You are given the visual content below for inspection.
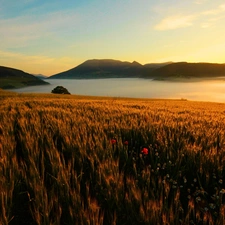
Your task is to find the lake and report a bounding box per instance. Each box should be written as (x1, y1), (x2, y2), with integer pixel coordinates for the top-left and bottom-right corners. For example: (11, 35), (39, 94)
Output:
(8, 78), (225, 103)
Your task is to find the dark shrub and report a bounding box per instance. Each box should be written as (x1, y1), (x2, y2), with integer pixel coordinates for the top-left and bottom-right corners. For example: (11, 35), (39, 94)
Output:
(51, 86), (70, 94)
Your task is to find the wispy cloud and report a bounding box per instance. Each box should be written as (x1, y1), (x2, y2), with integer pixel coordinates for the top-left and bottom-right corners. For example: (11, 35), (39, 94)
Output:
(154, 15), (196, 30)
(200, 4), (225, 27)
(0, 10), (80, 48)
(154, 3), (225, 31)
(201, 23), (212, 28)
(202, 4), (225, 15)
(194, 0), (208, 4)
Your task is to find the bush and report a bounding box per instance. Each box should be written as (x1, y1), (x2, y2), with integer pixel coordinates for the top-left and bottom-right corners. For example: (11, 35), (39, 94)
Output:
(51, 86), (70, 94)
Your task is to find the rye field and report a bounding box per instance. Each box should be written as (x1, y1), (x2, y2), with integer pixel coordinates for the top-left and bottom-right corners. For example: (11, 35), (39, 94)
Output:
(1, 90), (225, 225)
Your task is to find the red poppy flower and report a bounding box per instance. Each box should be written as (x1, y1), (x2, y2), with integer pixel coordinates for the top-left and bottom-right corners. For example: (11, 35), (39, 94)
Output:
(111, 139), (117, 145)
(123, 141), (129, 145)
(141, 148), (148, 155)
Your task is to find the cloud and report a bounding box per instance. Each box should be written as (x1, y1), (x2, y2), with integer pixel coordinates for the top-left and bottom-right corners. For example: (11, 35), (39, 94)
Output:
(202, 4), (225, 15)
(201, 23), (212, 28)
(199, 4), (225, 28)
(194, 0), (208, 4)
(0, 10), (80, 48)
(154, 15), (196, 30)
(154, 3), (225, 31)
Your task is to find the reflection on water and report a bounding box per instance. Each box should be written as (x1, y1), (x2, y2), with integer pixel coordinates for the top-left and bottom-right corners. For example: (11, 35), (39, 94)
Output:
(7, 78), (225, 103)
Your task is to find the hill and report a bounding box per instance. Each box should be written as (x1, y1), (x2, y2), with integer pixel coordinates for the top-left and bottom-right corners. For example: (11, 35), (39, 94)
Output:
(143, 61), (173, 69)
(48, 59), (148, 79)
(33, 74), (48, 79)
(150, 62), (225, 80)
(49, 60), (225, 80)
(0, 66), (49, 89)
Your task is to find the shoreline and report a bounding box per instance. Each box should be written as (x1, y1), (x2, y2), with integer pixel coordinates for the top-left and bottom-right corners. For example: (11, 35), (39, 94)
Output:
(153, 76), (225, 82)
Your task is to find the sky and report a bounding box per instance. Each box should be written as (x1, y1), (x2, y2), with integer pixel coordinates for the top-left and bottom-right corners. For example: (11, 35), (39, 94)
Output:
(1, 0), (225, 76)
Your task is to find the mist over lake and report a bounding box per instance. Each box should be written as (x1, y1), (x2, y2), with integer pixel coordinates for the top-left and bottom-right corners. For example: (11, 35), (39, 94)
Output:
(8, 78), (225, 103)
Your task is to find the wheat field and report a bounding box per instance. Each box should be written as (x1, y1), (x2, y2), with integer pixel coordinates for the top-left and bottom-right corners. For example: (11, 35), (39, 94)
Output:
(1, 90), (225, 225)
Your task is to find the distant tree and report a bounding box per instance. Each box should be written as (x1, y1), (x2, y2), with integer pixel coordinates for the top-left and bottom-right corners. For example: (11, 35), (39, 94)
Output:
(51, 86), (70, 94)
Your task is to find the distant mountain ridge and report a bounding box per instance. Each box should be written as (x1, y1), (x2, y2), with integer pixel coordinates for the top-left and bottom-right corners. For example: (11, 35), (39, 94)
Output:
(2, 60), (225, 88)
(143, 61), (173, 69)
(150, 62), (225, 80)
(33, 74), (48, 79)
(48, 59), (225, 80)
(0, 66), (49, 89)
(49, 59), (147, 79)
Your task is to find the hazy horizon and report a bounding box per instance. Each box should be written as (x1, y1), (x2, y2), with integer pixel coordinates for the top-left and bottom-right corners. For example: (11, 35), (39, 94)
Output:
(38, 59), (225, 77)
(1, 0), (225, 76)
(7, 78), (225, 103)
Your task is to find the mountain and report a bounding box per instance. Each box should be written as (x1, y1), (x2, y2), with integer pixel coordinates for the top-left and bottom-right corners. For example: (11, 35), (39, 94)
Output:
(143, 61), (173, 69)
(0, 66), (49, 89)
(33, 74), (48, 79)
(49, 59), (225, 81)
(49, 59), (146, 79)
(149, 62), (225, 80)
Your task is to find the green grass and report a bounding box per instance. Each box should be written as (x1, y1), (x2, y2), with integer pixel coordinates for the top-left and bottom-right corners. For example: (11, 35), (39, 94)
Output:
(1, 90), (225, 224)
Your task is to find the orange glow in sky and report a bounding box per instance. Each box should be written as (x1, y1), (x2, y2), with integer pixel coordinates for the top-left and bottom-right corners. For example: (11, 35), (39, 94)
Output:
(1, 0), (225, 75)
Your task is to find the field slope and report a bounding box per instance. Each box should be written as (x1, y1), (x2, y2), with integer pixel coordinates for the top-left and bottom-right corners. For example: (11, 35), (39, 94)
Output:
(1, 91), (225, 224)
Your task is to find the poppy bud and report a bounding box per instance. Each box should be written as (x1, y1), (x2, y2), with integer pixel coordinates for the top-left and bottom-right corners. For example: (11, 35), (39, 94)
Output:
(123, 141), (129, 145)
(141, 148), (148, 155)
(111, 139), (117, 145)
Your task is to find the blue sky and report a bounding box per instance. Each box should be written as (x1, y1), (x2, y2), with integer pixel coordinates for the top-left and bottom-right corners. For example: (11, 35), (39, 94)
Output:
(1, 0), (225, 75)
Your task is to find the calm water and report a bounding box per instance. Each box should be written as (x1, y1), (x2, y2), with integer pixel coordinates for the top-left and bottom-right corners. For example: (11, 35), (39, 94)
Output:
(8, 78), (225, 103)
